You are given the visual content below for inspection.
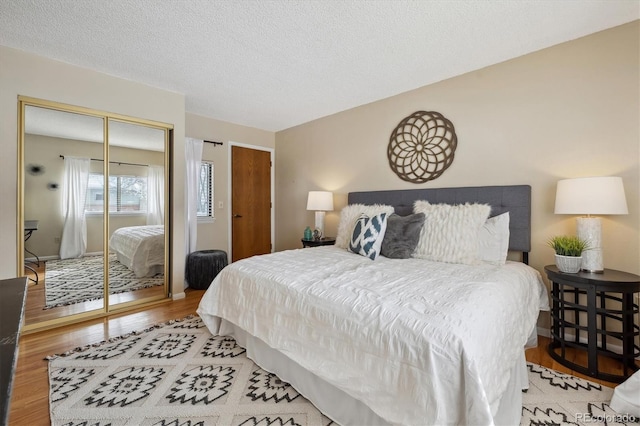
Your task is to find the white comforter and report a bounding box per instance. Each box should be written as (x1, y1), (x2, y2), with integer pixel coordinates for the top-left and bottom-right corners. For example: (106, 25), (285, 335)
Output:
(108, 225), (164, 277)
(197, 247), (549, 425)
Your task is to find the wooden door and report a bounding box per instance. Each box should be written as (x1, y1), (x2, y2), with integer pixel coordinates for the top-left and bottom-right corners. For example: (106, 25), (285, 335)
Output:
(231, 146), (272, 262)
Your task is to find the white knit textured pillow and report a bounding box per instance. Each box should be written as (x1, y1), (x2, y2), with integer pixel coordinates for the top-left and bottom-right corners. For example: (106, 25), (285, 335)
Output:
(413, 200), (491, 264)
(335, 203), (395, 249)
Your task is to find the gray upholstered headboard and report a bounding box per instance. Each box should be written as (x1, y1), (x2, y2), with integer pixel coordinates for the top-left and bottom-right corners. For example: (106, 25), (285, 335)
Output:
(348, 185), (531, 262)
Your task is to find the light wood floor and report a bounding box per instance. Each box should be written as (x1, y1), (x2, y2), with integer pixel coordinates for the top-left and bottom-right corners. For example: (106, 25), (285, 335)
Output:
(8, 288), (635, 425)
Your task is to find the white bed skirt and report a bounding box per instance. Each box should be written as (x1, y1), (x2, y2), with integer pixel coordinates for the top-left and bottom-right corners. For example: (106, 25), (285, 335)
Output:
(217, 319), (529, 426)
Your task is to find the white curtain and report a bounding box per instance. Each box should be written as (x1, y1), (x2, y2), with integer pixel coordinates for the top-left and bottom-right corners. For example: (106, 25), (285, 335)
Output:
(146, 165), (164, 225)
(59, 157), (90, 259)
(185, 137), (203, 256)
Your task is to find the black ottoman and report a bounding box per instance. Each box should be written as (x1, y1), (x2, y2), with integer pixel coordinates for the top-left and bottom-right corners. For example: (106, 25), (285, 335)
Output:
(186, 250), (228, 290)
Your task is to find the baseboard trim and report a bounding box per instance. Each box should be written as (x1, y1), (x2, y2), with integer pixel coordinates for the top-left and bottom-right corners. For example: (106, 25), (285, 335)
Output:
(26, 255), (58, 263)
(172, 292), (186, 301)
(538, 326), (640, 360)
(27, 252), (105, 263)
(537, 326), (550, 338)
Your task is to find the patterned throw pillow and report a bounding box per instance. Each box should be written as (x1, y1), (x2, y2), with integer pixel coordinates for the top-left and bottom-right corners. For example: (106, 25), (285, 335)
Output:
(335, 204), (395, 249)
(348, 213), (388, 260)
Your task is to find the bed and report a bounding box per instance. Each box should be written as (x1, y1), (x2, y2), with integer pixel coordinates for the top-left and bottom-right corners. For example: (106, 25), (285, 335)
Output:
(197, 185), (549, 425)
(108, 225), (165, 277)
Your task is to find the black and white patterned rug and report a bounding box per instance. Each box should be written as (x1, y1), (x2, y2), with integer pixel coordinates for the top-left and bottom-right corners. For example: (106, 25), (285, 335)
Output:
(44, 254), (164, 309)
(47, 316), (628, 426)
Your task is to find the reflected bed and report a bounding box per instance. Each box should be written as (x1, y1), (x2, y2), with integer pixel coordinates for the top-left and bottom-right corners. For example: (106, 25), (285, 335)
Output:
(108, 225), (164, 277)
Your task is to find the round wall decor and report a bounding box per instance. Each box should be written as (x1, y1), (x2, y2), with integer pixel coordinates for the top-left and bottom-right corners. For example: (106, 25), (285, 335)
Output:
(387, 111), (457, 183)
(27, 164), (46, 176)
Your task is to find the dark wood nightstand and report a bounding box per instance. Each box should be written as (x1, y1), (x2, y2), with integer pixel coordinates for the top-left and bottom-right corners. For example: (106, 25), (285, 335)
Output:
(301, 237), (336, 248)
(544, 265), (640, 383)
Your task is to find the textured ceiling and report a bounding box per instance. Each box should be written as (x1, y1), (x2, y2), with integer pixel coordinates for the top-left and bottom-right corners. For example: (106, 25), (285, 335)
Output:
(1, 1), (638, 132)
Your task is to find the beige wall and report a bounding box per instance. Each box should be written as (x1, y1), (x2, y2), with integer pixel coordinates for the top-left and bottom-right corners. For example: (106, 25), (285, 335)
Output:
(275, 21), (640, 330)
(0, 46), (187, 298)
(185, 113), (275, 254)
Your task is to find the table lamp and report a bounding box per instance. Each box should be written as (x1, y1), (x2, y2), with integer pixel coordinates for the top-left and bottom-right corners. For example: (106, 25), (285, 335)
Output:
(306, 191), (333, 239)
(554, 176), (628, 273)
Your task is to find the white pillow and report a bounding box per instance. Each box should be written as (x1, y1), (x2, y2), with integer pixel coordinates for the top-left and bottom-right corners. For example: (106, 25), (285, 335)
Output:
(335, 203), (395, 249)
(477, 212), (510, 266)
(348, 212), (388, 260)
(413, 201), (491, 265)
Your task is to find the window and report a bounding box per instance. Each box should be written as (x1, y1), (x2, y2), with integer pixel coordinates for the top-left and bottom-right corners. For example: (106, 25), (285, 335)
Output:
(86, 173), (147, 213)
(197, 162), (214, 219)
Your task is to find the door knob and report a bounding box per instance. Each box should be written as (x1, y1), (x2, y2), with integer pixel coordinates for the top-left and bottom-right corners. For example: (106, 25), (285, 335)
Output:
(233, 214), (243, 218)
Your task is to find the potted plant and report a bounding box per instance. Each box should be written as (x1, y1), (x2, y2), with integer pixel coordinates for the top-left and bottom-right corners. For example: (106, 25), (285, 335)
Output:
(547, 235), (589, 273)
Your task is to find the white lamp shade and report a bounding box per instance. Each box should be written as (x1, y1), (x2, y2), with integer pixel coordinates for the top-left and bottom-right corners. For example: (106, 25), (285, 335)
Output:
(554, 177), (628, 215)
(307, 191), (334, 211)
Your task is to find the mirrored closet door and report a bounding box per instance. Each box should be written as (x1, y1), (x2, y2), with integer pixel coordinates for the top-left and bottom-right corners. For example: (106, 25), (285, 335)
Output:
(18, 97), (172, 332)
(107, 119), (168, 310)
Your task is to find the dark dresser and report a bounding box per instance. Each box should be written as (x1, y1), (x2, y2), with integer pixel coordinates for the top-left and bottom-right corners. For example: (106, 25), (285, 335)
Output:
(0, 277), (28, 425)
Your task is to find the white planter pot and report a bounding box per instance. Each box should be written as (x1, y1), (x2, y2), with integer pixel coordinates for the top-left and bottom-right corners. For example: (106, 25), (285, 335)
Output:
(555, 254), (582, 273)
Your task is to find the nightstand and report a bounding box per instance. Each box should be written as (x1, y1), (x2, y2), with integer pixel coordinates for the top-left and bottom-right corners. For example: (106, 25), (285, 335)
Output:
(544, 265), (640, 383)
(301, 237), (336, 248)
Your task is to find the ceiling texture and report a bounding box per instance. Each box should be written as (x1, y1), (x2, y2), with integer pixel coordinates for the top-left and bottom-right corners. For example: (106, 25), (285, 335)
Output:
(1, 0), (638, 132)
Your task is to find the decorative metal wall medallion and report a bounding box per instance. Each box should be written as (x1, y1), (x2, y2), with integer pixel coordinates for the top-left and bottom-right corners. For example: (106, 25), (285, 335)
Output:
(387, 111), (457, 183)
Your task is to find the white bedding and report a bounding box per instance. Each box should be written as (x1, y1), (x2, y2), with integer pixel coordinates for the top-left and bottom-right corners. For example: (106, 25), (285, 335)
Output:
(108, 225), (164, 277)
(197, 246), (549, 425)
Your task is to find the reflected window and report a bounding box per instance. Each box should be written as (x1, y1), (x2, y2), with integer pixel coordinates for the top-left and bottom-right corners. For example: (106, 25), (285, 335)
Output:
(197, 162), (214, 218)
(86, 173), (148, 213)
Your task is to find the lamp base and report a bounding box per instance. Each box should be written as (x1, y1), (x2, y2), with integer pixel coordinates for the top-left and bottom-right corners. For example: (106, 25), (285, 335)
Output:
(577, 217), (603, 273)
(314, 211), (325, 239)
(581, 268), (604, 274)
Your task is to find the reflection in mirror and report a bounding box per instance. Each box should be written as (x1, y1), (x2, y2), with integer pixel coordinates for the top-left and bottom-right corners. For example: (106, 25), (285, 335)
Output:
(107, 119), (167, 308)
(23, 105), (105, 326)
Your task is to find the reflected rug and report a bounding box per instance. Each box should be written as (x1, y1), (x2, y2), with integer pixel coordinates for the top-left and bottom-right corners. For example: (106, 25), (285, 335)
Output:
(44, 254), (164, 309)
(47, 316), (626, 426)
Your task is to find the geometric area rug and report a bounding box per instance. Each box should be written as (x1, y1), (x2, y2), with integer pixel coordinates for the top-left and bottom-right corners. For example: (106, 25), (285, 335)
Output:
(48, 315), (335, 426)
(522, 364), (626, 426)
(47, 316), (625, 426)
(44, 254), (164, 309)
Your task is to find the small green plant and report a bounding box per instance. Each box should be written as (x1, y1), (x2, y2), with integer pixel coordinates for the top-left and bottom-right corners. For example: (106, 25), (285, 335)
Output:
(547, 235), (589, 257)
